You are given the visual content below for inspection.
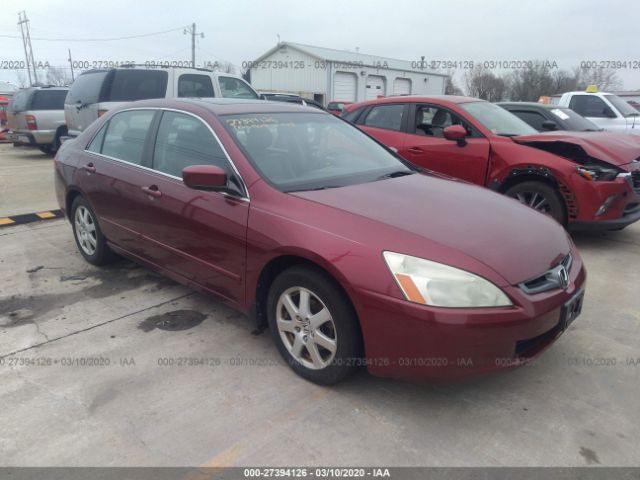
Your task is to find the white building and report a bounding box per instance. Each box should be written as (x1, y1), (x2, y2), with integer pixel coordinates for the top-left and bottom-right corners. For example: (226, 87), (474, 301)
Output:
(249, 42), (447, 105)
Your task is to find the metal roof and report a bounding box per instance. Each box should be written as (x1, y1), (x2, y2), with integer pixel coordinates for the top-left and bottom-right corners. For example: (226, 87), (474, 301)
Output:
(253, 42), (447, 77)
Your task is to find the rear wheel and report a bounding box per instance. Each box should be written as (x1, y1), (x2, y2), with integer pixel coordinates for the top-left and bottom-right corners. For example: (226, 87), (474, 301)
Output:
(505, 181), (567, 225)
(267, 265), (362, 385)
(71, 196), (116, 266)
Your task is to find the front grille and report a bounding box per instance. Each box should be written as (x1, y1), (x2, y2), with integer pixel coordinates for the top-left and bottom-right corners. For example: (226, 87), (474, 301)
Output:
(632, 171), (640, 195)
(519, 254), (572, 295)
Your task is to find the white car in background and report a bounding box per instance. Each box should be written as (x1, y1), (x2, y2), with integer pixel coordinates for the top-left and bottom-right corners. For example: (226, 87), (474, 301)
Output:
(551, 86), (640, 134)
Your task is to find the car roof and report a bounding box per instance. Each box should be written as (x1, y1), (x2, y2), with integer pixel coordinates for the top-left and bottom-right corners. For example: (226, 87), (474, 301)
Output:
(350, 95), (484, 108)
(77, 67), (245, 79)
(121, 97), (325, 115)
(498, 102), (568, 110)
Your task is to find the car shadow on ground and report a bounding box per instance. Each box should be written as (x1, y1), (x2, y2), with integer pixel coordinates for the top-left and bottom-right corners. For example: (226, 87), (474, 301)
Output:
(571, 228), (640, 249)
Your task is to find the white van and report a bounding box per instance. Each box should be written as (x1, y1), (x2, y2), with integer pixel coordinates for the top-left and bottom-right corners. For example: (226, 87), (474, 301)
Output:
(64, 66), (259, 137)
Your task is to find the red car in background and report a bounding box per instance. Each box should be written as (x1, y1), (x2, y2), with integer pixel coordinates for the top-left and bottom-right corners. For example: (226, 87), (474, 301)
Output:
(327, 100), (353, 116)
(343, 96), (640, 230)
(54, 98), (585, 384)
(0, 95), (9, 141)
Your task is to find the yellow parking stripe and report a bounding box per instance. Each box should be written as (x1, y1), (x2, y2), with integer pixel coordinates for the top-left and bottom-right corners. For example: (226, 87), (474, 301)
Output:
(0, 218), (15, 225)
(36, 211), (56, 219)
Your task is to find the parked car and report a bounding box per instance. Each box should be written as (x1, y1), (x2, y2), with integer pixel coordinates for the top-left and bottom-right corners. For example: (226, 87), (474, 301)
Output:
(6, 86), (68, 154)
(260, 92), (325, 110)
(64, 67), (259, 137)
(55, 97), (586, 384)
(0, 95), (9, 142)
(498, 102), (602, 132)
(343, 96), (640, 230)
(327, 100), (353, 116)
(550, 86), (640, 134)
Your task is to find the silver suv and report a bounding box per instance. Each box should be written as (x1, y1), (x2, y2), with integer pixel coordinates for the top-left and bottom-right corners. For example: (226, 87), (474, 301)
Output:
(65, 67), (259, 137)
(7, 86), (68, 154)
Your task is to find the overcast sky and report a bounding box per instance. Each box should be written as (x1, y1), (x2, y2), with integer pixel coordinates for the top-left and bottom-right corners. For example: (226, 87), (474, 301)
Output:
(1, 0), (639, 90)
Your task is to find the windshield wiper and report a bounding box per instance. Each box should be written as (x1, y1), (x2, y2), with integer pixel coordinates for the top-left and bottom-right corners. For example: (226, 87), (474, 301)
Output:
(287, 185), (341, 193)
(377, 170), (415, 180)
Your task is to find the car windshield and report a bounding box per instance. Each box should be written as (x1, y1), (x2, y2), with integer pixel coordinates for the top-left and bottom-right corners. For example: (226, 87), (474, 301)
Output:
(221, 112), (414, 192)
(461, 101), (538, 136)
(549, 107), (602, 131)
(605, 94), (640, 117)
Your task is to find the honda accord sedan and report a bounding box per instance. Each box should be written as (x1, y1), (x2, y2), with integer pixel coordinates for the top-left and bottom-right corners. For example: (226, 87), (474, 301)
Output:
(54, 98), (586, 384)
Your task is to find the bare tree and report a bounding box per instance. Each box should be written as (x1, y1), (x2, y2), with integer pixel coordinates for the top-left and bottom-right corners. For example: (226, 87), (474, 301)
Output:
(45, 66), (73, 86)
(506, 61), (556, 101)
(464, 65), (506, 101)
(209, 61), (237, 74)
(442, 69), (463, 95)
(16, 71), (29, 88)
(574, 66), (622, 91)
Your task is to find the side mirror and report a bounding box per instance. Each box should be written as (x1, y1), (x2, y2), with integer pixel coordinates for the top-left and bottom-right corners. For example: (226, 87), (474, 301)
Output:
(541, 120), (558, 131)
(182, 165), (227, 191)
(443, 125), (468, 146)
(603, 106), (617, 118)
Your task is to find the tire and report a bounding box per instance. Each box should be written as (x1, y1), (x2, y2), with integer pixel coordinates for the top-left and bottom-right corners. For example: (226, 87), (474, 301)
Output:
(267, 265), (362, 385)
(505, 181), (567, 225)
(70, 196), (116, 266)
(39, 145), (53, 155)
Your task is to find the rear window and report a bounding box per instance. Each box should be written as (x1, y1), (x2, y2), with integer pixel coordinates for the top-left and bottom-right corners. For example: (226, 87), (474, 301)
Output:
(9, 90), (32, 112)
(218, 76), (258, 99)
(31, 90), (67, 110)
(66, 71), (108, 105)
(106, 70), (168, 102)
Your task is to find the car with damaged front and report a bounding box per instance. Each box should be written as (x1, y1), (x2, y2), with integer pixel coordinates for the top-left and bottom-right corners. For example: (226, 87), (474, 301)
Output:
(54, 98), (586, 384)
(343, 96), (640, 230)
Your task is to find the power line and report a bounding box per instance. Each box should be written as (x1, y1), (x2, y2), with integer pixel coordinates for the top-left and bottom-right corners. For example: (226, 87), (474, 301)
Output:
(0, 26), (187, 42)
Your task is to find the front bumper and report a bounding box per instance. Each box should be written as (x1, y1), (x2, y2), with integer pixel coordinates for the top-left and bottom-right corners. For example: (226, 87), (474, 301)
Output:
(355, 258), (587, 381)
(568, 172), (640, 231)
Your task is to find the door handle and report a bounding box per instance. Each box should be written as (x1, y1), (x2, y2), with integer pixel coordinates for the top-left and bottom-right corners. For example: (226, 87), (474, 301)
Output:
(141, 185), (162, 198)
(83, 163), (96, 173)
(407, 147), (424, 154)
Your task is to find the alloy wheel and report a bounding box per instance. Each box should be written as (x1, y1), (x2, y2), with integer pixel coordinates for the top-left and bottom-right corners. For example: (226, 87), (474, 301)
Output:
(74, 205), (97, 256)
(275, 287), (338, 370)
(514, 190), (553, 215)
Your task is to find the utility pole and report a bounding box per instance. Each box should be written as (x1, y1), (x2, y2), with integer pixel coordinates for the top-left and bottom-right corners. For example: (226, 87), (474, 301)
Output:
(68, 49), (75, 82)
(184, 23), (204, 68)
(17, 11), (38, 86)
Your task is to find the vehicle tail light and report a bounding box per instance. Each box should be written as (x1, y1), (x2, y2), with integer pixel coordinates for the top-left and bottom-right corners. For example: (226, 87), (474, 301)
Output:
(26, 114), (37, 130)
(98, 109), (107, 118)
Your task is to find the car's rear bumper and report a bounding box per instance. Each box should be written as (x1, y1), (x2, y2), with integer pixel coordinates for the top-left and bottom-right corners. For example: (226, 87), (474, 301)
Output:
(355, 262), (586, 381)
(6, 130), (55, 146)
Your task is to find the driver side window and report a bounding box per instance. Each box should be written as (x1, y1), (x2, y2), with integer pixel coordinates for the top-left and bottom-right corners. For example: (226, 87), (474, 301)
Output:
(414, 105), (463, 137)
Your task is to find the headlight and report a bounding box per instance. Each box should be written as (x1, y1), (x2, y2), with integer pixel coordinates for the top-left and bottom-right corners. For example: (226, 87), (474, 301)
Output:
(383, 251), (512, 308)
(577, 164), (620, 181)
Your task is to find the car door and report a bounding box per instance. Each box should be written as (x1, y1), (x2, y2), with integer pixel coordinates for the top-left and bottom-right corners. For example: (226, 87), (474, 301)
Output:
(568, 94), (625, 132)
(135, 110), (249, 304)
(398, 103), (490, 185)
(79, 108), (160, 256)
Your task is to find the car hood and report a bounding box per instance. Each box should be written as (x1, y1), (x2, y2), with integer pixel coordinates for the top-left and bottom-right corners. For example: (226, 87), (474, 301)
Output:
(291, 173), (571, 285)
(513, 131), (640, 167)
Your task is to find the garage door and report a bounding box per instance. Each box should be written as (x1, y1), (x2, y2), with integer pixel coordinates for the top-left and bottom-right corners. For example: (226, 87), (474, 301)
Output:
(333, 72), (357, 102)
(365, 75), (385, 100)
(393, 78), (411, 96)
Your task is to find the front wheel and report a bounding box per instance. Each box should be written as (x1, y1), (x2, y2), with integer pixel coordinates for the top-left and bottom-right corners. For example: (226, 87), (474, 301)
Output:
(267, 266), (362, 385)
(505, 181), (567, 225)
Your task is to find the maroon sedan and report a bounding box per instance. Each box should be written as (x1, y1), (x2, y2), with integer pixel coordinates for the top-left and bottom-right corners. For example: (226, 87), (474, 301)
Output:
(343, 96), (640, 230)
(54, 98), (586, 384)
